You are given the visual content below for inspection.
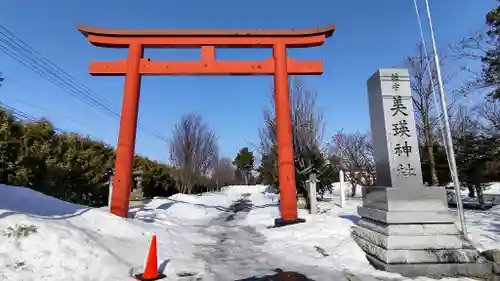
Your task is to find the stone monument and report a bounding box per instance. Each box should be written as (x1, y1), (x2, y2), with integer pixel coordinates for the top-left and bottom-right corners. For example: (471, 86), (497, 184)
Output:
(352, 69), (491, 277)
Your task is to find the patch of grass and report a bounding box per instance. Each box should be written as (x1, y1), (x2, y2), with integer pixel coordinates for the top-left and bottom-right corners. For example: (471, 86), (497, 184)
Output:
(13, 261), (26, 269)
(177, 271), (196, 277)
(482, 248), (500, 263)
(2, 224), (38, 238)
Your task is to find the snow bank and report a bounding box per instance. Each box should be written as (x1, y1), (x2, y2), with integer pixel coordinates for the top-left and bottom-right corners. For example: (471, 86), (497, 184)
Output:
(0, 184), (211, 281)
(0, 183), (276, 280)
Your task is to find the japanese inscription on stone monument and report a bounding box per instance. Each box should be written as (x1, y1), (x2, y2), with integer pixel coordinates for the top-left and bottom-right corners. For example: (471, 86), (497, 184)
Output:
(390, 74), (416, 178)
(367, 69), (423, 188)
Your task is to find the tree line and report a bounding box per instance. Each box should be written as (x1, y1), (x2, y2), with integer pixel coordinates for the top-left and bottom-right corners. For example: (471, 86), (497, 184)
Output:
(0, 106), (256, 207)
(0, 108), (178, 206)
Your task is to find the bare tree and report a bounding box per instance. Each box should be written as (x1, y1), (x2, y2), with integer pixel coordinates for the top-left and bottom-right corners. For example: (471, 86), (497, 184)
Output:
(329, 130), (375, 197)
(451, 26), (497, 96)
(211, 157), (236, 190)
(450, 105), (480, 138)
(258, 77), (326, 204)
(477, 97), (500, 134)
(405, 43), (456, 186)
(169, 113), (219, 194)
(450, 105), (483, 200)
(259, 77), (325, 166)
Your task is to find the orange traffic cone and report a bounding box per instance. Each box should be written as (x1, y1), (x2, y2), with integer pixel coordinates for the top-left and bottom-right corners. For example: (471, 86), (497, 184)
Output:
(135, 235), (166, 281)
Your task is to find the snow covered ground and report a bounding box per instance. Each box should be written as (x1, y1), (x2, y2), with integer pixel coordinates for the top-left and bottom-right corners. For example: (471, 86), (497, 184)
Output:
(0, 183), (499, 281)
(445, 182), (500, 205)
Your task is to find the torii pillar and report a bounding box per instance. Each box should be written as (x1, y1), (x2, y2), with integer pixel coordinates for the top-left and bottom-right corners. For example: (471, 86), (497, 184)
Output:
(77, 24), (335, 226)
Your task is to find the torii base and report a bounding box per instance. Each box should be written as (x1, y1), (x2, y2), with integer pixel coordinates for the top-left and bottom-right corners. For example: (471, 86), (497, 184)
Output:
(352, 186), (492, 278)
(273, 218), (306, 228)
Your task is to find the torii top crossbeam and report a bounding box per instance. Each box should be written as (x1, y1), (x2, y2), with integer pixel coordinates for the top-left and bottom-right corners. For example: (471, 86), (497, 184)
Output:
(77, 24), (336, 48)
(77, 24), (336, 76)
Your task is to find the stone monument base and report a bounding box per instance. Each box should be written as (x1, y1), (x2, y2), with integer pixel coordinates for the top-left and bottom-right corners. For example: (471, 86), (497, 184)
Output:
(352, 186), (492, 278)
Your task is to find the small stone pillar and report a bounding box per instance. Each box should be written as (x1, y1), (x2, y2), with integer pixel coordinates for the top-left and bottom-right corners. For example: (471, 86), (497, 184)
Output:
(352, 69), (490, 277)
(307, 173), (318, 214)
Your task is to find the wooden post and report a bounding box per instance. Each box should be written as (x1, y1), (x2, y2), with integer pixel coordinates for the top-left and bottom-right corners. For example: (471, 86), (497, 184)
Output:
(108, 174), (113, 211)
(273, 43), (298, 221)
(110, 43), (143, 218)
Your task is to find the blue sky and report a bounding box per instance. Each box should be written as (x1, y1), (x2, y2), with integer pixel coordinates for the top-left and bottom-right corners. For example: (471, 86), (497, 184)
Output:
(0, 0), (496, 163)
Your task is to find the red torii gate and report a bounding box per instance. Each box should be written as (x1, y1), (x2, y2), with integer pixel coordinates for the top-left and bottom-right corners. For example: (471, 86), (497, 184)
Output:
(77, 24), (335, 225)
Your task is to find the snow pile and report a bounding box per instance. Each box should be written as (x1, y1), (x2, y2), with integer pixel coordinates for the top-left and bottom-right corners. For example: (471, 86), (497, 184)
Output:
(0, 184), (217, 281)
(254, 210), (370, 273)
(463, 204), (500, 251)
(221, 184), (272, 194)
(484, 182), (500, 194)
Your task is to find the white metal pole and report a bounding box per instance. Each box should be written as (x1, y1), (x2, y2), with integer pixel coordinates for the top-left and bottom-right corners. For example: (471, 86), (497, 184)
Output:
(423, 0), (467, 237)
(339, 170), (345, 208)
(108, 175), (113, 211)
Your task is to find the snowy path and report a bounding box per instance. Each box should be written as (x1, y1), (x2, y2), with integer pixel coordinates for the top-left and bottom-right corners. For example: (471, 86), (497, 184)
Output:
(188, 196), (370, 281)
(193, 196), (276, 280)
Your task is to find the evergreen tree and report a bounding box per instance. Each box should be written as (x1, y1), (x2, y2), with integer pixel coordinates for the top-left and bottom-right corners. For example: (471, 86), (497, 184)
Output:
(233, 147), (255, 185)
(0, 107), (178, 207)
(257, 143), (340, 207)
(420, 143), (450, 186)
(295, 145), (340, 204)
(257, 145), (279, 191)
(454, 133), (500, 206)
(483, 2), (500, 98)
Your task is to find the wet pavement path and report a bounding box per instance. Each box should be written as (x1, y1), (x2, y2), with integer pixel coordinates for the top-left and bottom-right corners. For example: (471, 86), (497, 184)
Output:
(187, 194), (364, 281)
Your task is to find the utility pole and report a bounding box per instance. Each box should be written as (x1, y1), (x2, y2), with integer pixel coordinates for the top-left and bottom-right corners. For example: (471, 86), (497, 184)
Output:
(423, 0), (467, 237)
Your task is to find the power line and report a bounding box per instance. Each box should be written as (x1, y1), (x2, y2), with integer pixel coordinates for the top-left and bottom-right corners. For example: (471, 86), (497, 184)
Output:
(0, 31), (120, 119)
(0, 101), (107, 145)
(0, 101), (62, 132)
(2, 75), (111, 135)
(0, 24), (168, 142)
(0, 101), (35, 121)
